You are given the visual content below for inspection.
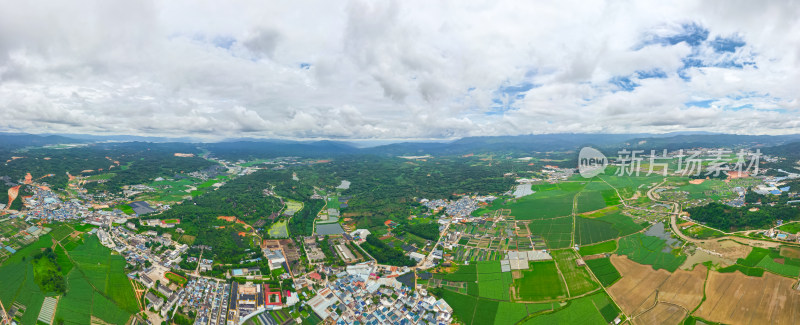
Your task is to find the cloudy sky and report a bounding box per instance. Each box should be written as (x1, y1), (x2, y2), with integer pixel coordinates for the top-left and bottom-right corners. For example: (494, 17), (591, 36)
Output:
(0, 0), (798, 140)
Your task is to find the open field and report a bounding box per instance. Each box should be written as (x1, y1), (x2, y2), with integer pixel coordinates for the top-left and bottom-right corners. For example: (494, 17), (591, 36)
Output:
(493, 302), (554, 325)
(551, 249), (599, 297)
(475, 261), (512, 300)
(523, 292), (620, 325)
(514, 261), (567, 301)
(528, 217), (573, 249)
(585, 257), (621, 286)
(617, 233), (685, 272)
(574, 217), (620, 245)
(268, 220), (289, 238)
(165, 272), (187, 285)
(503, 188), (576, 220)
(694, 271), (800, 325)
(576, 190), (611, 214)
(607, 255), (706, 322)
(606, 255), (671, 315)
(578, 240), (617, 256)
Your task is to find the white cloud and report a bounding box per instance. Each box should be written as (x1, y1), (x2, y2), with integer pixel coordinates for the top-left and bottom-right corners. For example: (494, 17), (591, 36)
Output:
(0, 0), (798, 139)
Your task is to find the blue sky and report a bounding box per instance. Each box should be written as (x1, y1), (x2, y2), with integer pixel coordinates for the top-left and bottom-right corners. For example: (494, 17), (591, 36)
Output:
(0, 0), (797, 139)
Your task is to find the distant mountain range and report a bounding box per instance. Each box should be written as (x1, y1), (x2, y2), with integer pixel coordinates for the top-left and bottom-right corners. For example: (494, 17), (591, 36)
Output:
(3, 132), (800, 159)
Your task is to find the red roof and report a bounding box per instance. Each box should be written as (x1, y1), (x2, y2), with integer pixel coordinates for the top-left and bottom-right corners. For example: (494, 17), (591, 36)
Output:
(308, 272), (322, 280)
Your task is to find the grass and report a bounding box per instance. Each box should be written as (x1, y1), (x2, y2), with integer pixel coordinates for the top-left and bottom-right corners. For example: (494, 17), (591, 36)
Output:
(777, 222), (800, 234)
(268, 220), (289, 238)
(578, 241), (617, 256)
(165, 272), (188, 285)
(682, 225), (725, 239)
(117, 204), (135, 215)
(617, 233), (686, 272)
(550, 250), (599, 296)
(493, 302), (555, 325)
(514, 261), (567, 301)
(435, 264), (477, 282)
(584, 257), (622, 286)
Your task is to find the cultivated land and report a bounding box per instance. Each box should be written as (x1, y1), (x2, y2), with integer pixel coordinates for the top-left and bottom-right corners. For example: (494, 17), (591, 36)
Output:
(551, 249), (599, 297)
(694, 271), (800, 325)
(513, 261), (567, 301)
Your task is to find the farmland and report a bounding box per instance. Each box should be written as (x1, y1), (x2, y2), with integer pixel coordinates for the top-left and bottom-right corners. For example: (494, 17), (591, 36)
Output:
(694, 271), (800, 325)
(550, 249), (599, 297)
(617, 232), (686, 272)
(513, 261), (567, 301)
(607, 255), (706, 322)
(578, 240), (617, 256)
(584, 257), (621, 286)
(528, 217), (573, 249)
(523, 292), (620, 325)
(268, 220), (289, 238)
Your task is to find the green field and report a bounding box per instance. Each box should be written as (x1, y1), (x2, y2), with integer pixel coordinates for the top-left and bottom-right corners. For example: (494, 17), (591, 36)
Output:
(777, 222), (800, 234)
(268, 220), (289, 238)
(493, 302), (555, 325)
(576, 190), (610, 214)
(528, 217), (573, 249)
(737, 247), (800, 278)
(165, 272), (188, 285)
(617, 233), (686, 272)
(514, 261), (567, 301)
(523, 292), (621, 324)
(551, 250), (599, 296)
(49, 224), (75, 241)
(574, 217), (619, 246)
(475, 261), (513, 300)
(584, 257), (622, 286)
(436, 264), (478, 282)
(598, 173), (663, 199)
(442, 290), (478, 324)
(717, 264), (765, 277)
(0, 235), (54, 325)
(681, 225), (725, 239)
(578, 241), (617, 256)
(117, 204), (135, 215)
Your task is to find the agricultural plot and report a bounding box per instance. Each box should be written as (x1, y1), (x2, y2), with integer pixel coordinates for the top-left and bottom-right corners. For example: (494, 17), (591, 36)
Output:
(523, 292), (619, 325)
(694, 271), (800, 325)
(576, 190), (609, 214)
(607, 255), (706, 319)
(574, 217), (619, 246)
(283, 199), (303, 216)
(49, 224), (75, 241)
(617, 233), (685, 272)
(54, 271), (93, 325)
(584, 257), (621, 286)
(681, 224), (725, 239)
(268, 220), (289, 238)
(598, 174), (662, 199)
(0, 235), (55, 325)
(578, 240), (617, 256)
(506, 192), (575, 220)
(550, 250), (599, 297)
(733, 247), (800, 278)
(528, 217), (573, 249)
(475, 261), (513, 300)
(493, 302), (555, 325)
(596, 211), (645, 236)
(441, 290), (478, 325)
(513, 261), (567, 301)
(435, 264), (477, 282)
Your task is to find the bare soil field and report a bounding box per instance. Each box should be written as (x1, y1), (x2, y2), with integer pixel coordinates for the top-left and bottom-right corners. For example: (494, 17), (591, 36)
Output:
(607, 255), (671, 314)
(697, 239), (753, 260)
(681, 249), (734, 270)
(780, 246), (800, 259)
(634, 303), (686, 325)
(657, 264), (707, 310)
(608, 255), (707, 324)
(694, 271), (800, 324)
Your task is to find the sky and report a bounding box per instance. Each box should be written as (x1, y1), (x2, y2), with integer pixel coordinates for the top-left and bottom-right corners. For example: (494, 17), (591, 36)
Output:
(0, 0), (798, 140)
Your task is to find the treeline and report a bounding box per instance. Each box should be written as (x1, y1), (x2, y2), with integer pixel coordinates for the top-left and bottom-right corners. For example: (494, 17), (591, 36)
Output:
(33, 247), (66, 294)
(403, 223), (440, 241)
(360, 234), (415, 267)
(288, 199), (324, 237)
(686, 202), (800, 231)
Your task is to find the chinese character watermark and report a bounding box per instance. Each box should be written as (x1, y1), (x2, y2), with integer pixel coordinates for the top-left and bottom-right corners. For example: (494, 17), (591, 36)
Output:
(578, 147), (762, 178)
